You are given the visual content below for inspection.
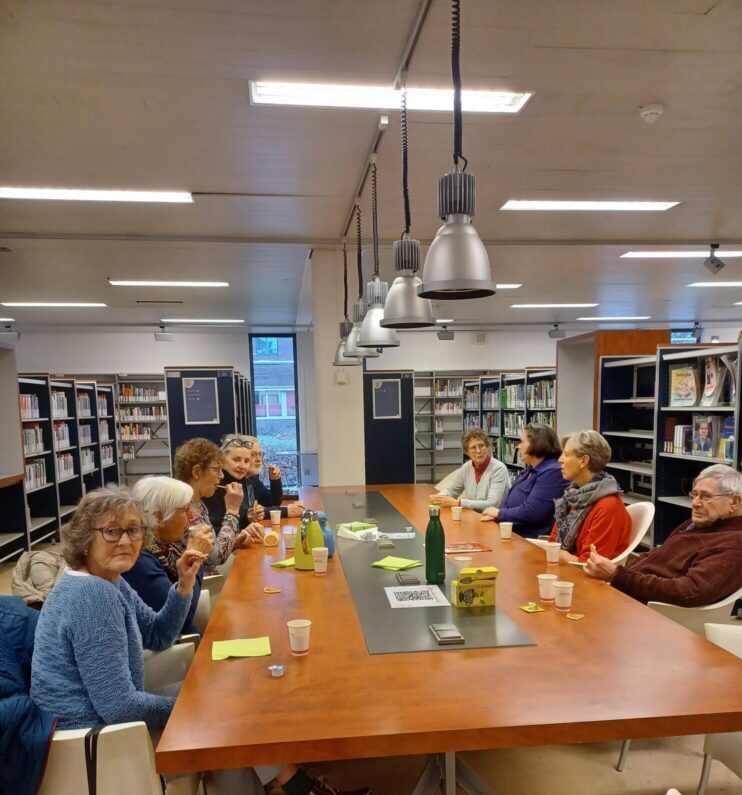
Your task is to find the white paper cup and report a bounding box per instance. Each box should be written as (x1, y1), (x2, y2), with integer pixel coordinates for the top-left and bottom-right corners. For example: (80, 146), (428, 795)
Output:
(270, 510), (281, 526)
(545, 541), (561, 564)
(499, 522), (513, 540)
(287, 619), (311, 656)
(451, 506), (462, 521)
(283, 529), (297, 550)
(453, 555), (473, 575)
(312, 546), (329, 575)
(537, 573), (558, 602)
(554, 581), (574, 612)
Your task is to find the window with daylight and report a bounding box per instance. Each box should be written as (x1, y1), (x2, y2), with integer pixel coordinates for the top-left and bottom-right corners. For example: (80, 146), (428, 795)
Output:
(250, 335), (300, 487)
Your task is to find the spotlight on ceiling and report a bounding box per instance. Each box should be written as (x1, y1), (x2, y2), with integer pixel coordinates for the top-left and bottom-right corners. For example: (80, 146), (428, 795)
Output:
(154, 326), (174, 342)
(437, 325), (455, 341)
(703, 243), (726, 275)
(548, 323), (566, 339)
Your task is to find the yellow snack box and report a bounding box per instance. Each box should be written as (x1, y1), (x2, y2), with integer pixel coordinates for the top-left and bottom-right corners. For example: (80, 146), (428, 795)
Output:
(451, 565), (498, 608)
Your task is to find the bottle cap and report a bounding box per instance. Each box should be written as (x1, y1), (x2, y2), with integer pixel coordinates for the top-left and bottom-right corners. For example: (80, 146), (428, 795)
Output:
(428, 506), (440, 517)
(268, 664), (286, 678)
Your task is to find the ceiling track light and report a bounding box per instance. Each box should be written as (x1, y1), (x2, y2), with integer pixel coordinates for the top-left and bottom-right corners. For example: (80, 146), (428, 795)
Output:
(548, 323), (566, 339)
(381, 86), (435, 329)
(703, 242), (726, 275)
(344, 204), (379, 359)
(333, 243), (363, 367)
(418, 0), (495, 301)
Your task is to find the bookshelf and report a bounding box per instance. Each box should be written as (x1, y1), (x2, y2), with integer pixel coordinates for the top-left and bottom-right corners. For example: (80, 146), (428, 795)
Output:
(76, 381), (103, 492)
(414, 371), (435, 484)
(97, 384), (119, 485)
(525, 368), (556, 429)
(499, 371), (526, 477)
(481, 375), (500, 440)
(51, 378), (84, 524)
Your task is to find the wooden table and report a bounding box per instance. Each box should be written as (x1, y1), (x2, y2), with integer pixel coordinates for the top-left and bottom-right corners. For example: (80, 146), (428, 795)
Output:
(156, 484), (742, 787)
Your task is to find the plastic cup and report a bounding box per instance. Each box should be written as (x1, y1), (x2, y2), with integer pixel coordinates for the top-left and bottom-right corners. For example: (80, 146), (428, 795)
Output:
(451, 506), (462, 521)
(554, 581), (574, 612)
(453, 555), (473, 575)
(537, 573), (558, 602)
(283, 528), (297, 550)
(499, 522), (513, 540)
(312, 546), (329, 575)
(270, 510), (281, 526)
(287, 619), (311, 656)
(545, 541), (561, 564)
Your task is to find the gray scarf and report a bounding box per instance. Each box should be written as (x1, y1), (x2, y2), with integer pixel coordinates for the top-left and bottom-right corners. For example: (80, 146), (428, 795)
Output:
(553, 472), (622, 552)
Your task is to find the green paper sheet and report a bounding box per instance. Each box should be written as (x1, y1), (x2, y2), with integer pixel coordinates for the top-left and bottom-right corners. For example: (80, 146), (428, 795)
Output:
(271, 557), (295, 568)
(371, 556), (423, 571)
(211, 637), (272, 660)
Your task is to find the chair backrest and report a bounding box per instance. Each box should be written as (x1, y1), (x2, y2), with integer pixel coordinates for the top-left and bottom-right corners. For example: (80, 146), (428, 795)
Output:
(649, 584), (742, 636)
(193, 588), (211, 635)
(143, 641), (195, 692)
(704, 622), (742, 658)
(613, 502), (655, 564)
(435, 470), (458, 492)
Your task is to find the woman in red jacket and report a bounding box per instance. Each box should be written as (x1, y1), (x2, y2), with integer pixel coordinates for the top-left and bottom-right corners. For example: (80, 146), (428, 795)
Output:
(548, 430), (631, 563)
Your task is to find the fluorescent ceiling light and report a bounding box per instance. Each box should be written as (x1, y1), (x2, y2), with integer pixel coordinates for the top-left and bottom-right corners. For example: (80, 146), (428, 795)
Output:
(495, 283), (522, 289)
(160, 318), (244, 324)
(511, 303), (598, 309)
(690, 282), (742, 288)
(501, 200), (679, 212)
(2, 302), (106, 307)
(435, 318), (455, 324)
(623, 250), (742, 259)
(0, 187), (193, 203)
(108, 280), (229, 287)
(577, 315), (651, 321)
(249, 81), (532, 114)
(0, 317), (15, 321)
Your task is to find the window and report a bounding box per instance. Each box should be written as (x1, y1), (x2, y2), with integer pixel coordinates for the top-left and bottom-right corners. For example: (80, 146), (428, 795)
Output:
(254, 337), (279, 356)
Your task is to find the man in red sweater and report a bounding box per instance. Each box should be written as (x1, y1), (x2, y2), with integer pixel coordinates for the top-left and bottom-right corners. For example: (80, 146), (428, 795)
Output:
(586, 464), (742, 607)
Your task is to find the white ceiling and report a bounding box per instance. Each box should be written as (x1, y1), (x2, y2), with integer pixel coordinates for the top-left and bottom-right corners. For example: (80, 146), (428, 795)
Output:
(2, 0), (742, 330)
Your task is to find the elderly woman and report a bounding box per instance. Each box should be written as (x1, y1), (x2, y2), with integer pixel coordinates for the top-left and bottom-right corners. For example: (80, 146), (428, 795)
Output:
(481, 423), (568, 537)
(547, 430), (631, 563)
(429, 428), (508, 513)
(173, 437), (263, 574)
(30, 486), (201, 729)
(587, 463), (742, 607)
(122, 476), (213, 636)
(203, 434), (304, 530)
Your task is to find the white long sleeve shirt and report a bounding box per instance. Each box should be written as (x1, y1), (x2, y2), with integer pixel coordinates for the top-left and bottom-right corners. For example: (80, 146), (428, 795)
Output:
(439, 457), (509, 512)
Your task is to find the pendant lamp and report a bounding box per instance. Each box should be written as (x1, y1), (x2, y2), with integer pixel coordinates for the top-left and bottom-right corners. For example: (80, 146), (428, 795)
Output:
(332, 243), (362, 366)
(418, 0), (495, 300)
(358, 160), (399, 348)
(344, 203), (380, 359)
(381, 87), (435, 328)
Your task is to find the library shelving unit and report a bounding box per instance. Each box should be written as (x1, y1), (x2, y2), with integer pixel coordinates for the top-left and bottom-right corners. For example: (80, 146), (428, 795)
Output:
(413, 371), (435, 483)
(50, 378), (84, 526)
(117, 376), (171, 483)
(525, 368), (556, 429)
(463, 379), (481, 433)
(234, 372), (254, 436)
(433, 373), (467, 482)
(76, 381), (103, 493)
(499, 371), (526, 475)
(481, 375), (501, 440)
(653, 342), (739, 546)
(97, 383), (119, 485)
(19, 374), (60, 547)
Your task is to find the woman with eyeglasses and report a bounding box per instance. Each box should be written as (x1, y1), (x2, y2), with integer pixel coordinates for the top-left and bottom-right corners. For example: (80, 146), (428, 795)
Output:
(429, 428), (509, 513)
(122, 476), (214, 636)
(172, 437), (261, 574)
(31, 486), (202, 729)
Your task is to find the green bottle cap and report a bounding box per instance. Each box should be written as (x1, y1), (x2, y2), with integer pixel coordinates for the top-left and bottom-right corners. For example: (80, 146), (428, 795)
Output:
(429, 506), (440, 517)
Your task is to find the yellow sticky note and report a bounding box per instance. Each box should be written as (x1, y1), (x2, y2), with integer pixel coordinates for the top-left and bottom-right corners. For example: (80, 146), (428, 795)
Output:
(520, 602), (545, 613)
(271, 557), (295, 568)
(211, 637), (272, 660)
(371, 556), (423, 571)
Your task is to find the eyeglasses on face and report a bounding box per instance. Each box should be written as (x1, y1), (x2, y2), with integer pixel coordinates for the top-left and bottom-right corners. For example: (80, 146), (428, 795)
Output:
(221, 438), (254, 451)
(467, 444), (487, 453)
(206, 465), (224, 475)
(96, 526), (145, 543)
(689, 490), (730, 503)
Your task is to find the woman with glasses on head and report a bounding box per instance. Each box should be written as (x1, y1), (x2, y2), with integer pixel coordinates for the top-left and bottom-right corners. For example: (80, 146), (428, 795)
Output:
(429, 428), (509, 513)
(172, 438), (261, 575)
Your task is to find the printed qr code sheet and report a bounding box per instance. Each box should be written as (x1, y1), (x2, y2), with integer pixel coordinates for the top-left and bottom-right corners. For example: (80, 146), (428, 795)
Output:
(384, 585), (450, 609)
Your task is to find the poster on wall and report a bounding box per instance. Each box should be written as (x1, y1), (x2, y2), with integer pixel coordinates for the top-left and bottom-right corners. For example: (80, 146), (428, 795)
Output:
(372, 379), (401, 420)
(183, 377), (220, 425)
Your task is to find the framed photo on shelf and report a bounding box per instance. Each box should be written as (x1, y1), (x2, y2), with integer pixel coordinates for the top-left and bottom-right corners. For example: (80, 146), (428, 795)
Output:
(669, 364), (698, 407)
(699, 356), (726, 407)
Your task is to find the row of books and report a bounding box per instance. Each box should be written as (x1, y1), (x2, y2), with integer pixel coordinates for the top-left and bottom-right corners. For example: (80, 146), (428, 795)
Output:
(463, 388), (480, 410)
(53, 422), (71, 449)
(116, 407), (168, 421)
(101, 445), (115, 467)
(463, 413), (480, 430)
(483, 413), (498, 434)
(22, 425), (45, 455)
(433, 381), (462, 397)
(481, 389), (500, 410)
(25, 460), (48, 491)
(527, 380), (555, 409)
(77, 394), (92, 417)
(435, 402), (461, 416)
(499, 438), (522, 466)
(501, 384), (526, 409)
(529, 411), (556, 429)
(51, 391), (69, 417)
(434, 418), (458, 433)
(669, 354), (737, 408)
(121, 443), (136, 461)
(56, 453), (76, 480)
(118, 385), (166, 402)
(97, 396), (108, 415)
(81, 448), (96, 474)
(19, 393), (41, 420)
(79, 425), (93, 446)
(663, 414), (734, 460)
(503, 413), (525, 437)
(99, 423), (111, 442)
(118, 424), (153, 440)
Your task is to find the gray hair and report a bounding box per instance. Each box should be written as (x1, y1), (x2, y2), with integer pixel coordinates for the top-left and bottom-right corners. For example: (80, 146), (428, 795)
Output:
(566, 430), (612, 472)
(61, 486), (152, 570)
(695, 464), (742, 497)
(132, 476), (193, 522)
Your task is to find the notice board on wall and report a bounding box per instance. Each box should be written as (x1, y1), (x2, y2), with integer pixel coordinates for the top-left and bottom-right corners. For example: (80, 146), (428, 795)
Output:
(183, 377), (220, 425)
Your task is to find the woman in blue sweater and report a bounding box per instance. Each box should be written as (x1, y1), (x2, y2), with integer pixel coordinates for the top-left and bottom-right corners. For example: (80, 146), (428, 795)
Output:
(481, 423), (568, 538)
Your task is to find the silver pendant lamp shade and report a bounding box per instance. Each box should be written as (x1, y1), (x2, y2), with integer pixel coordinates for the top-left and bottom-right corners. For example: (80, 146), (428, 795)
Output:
(344, 299), (379, 358)
(333, 319), (361, 366)
(358, 277), (400, 347)
(381, 237), (434, 328)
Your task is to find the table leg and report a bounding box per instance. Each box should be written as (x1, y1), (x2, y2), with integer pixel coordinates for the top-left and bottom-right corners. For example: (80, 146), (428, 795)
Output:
(410, 752), (499, 795)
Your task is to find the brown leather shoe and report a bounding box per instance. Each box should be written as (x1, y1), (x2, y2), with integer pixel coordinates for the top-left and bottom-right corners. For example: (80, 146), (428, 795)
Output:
(309, 782), (372, 795)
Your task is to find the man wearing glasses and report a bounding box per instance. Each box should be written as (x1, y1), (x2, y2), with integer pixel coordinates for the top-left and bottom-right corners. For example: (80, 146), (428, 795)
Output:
(587, 464), (742, 608)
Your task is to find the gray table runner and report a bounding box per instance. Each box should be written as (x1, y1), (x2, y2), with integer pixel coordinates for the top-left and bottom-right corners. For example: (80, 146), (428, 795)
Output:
(322, 490), (534, 655)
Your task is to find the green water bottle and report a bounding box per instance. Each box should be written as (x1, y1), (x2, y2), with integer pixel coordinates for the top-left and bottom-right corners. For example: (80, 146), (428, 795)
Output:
(425, 506), (446, 584)
(295, 510), (325, 571)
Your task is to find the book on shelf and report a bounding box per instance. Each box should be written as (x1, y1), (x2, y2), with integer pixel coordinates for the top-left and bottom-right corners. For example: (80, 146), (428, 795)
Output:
(717, 414), (735, 462)
(699, 356), (725, 407)
(19, 393), (41, 420)
(720, 354), (738, 405)
(669, 364), (698, 407)
(691, 414), (719, 458)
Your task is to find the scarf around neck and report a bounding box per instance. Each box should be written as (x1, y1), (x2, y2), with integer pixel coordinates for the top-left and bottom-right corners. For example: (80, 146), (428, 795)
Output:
(473, 455), (491, 484)
(553, 471), (622, 552)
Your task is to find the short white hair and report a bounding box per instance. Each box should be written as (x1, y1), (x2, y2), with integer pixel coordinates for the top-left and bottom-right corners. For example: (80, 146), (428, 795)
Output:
(696, 464), (742, 497)
(132, 476), (193, 522)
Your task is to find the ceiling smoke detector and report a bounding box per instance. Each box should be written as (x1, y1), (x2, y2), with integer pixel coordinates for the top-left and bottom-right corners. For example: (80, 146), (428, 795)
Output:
(437, 325), (455, 341)
(639, 103), (664, 124)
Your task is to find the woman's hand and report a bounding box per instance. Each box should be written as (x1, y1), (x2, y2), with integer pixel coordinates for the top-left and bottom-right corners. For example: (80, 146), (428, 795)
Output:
(429, 494), (459, 508)
(267, 464), (282, 481)
(482, 506), (499, 520)
(287, 503), (305, 518)
(480, 514), (496, 523)
(233, 530), (253, 549)
(175, 549), (205, 596)
(247, 502), (265, 522)
(224, 482), (243, 515)
(187, 524), (213, 556)
(585, 551), (618, 582)
(244, 522), (265, 542)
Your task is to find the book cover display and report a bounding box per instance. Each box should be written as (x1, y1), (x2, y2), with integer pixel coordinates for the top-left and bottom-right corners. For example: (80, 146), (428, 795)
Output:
(699, 357), (726, 407)
(692, 414), (718, 458)
(669, 365), (698, 407)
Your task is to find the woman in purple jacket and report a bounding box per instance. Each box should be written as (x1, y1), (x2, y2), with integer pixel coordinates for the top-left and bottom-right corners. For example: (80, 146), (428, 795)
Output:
(481, 423), (568, 538)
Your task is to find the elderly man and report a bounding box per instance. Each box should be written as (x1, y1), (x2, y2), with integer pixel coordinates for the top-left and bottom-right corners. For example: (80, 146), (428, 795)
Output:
(586, 464), (742, 607)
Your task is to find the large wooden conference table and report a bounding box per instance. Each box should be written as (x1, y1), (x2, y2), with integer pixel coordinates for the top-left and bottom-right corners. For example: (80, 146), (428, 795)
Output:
(156, 484), (742, 787)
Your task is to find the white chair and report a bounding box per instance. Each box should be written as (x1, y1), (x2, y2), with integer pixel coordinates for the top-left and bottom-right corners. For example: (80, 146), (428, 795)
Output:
(143, 639), (195, 692)
(435, 470), (458, 492)
(193, 588), (211, 635)
(202, 573), (225, 609)
(215, 553), (235, 577)
(614, 502), (655, 565)
(695, 623), (742, 795)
